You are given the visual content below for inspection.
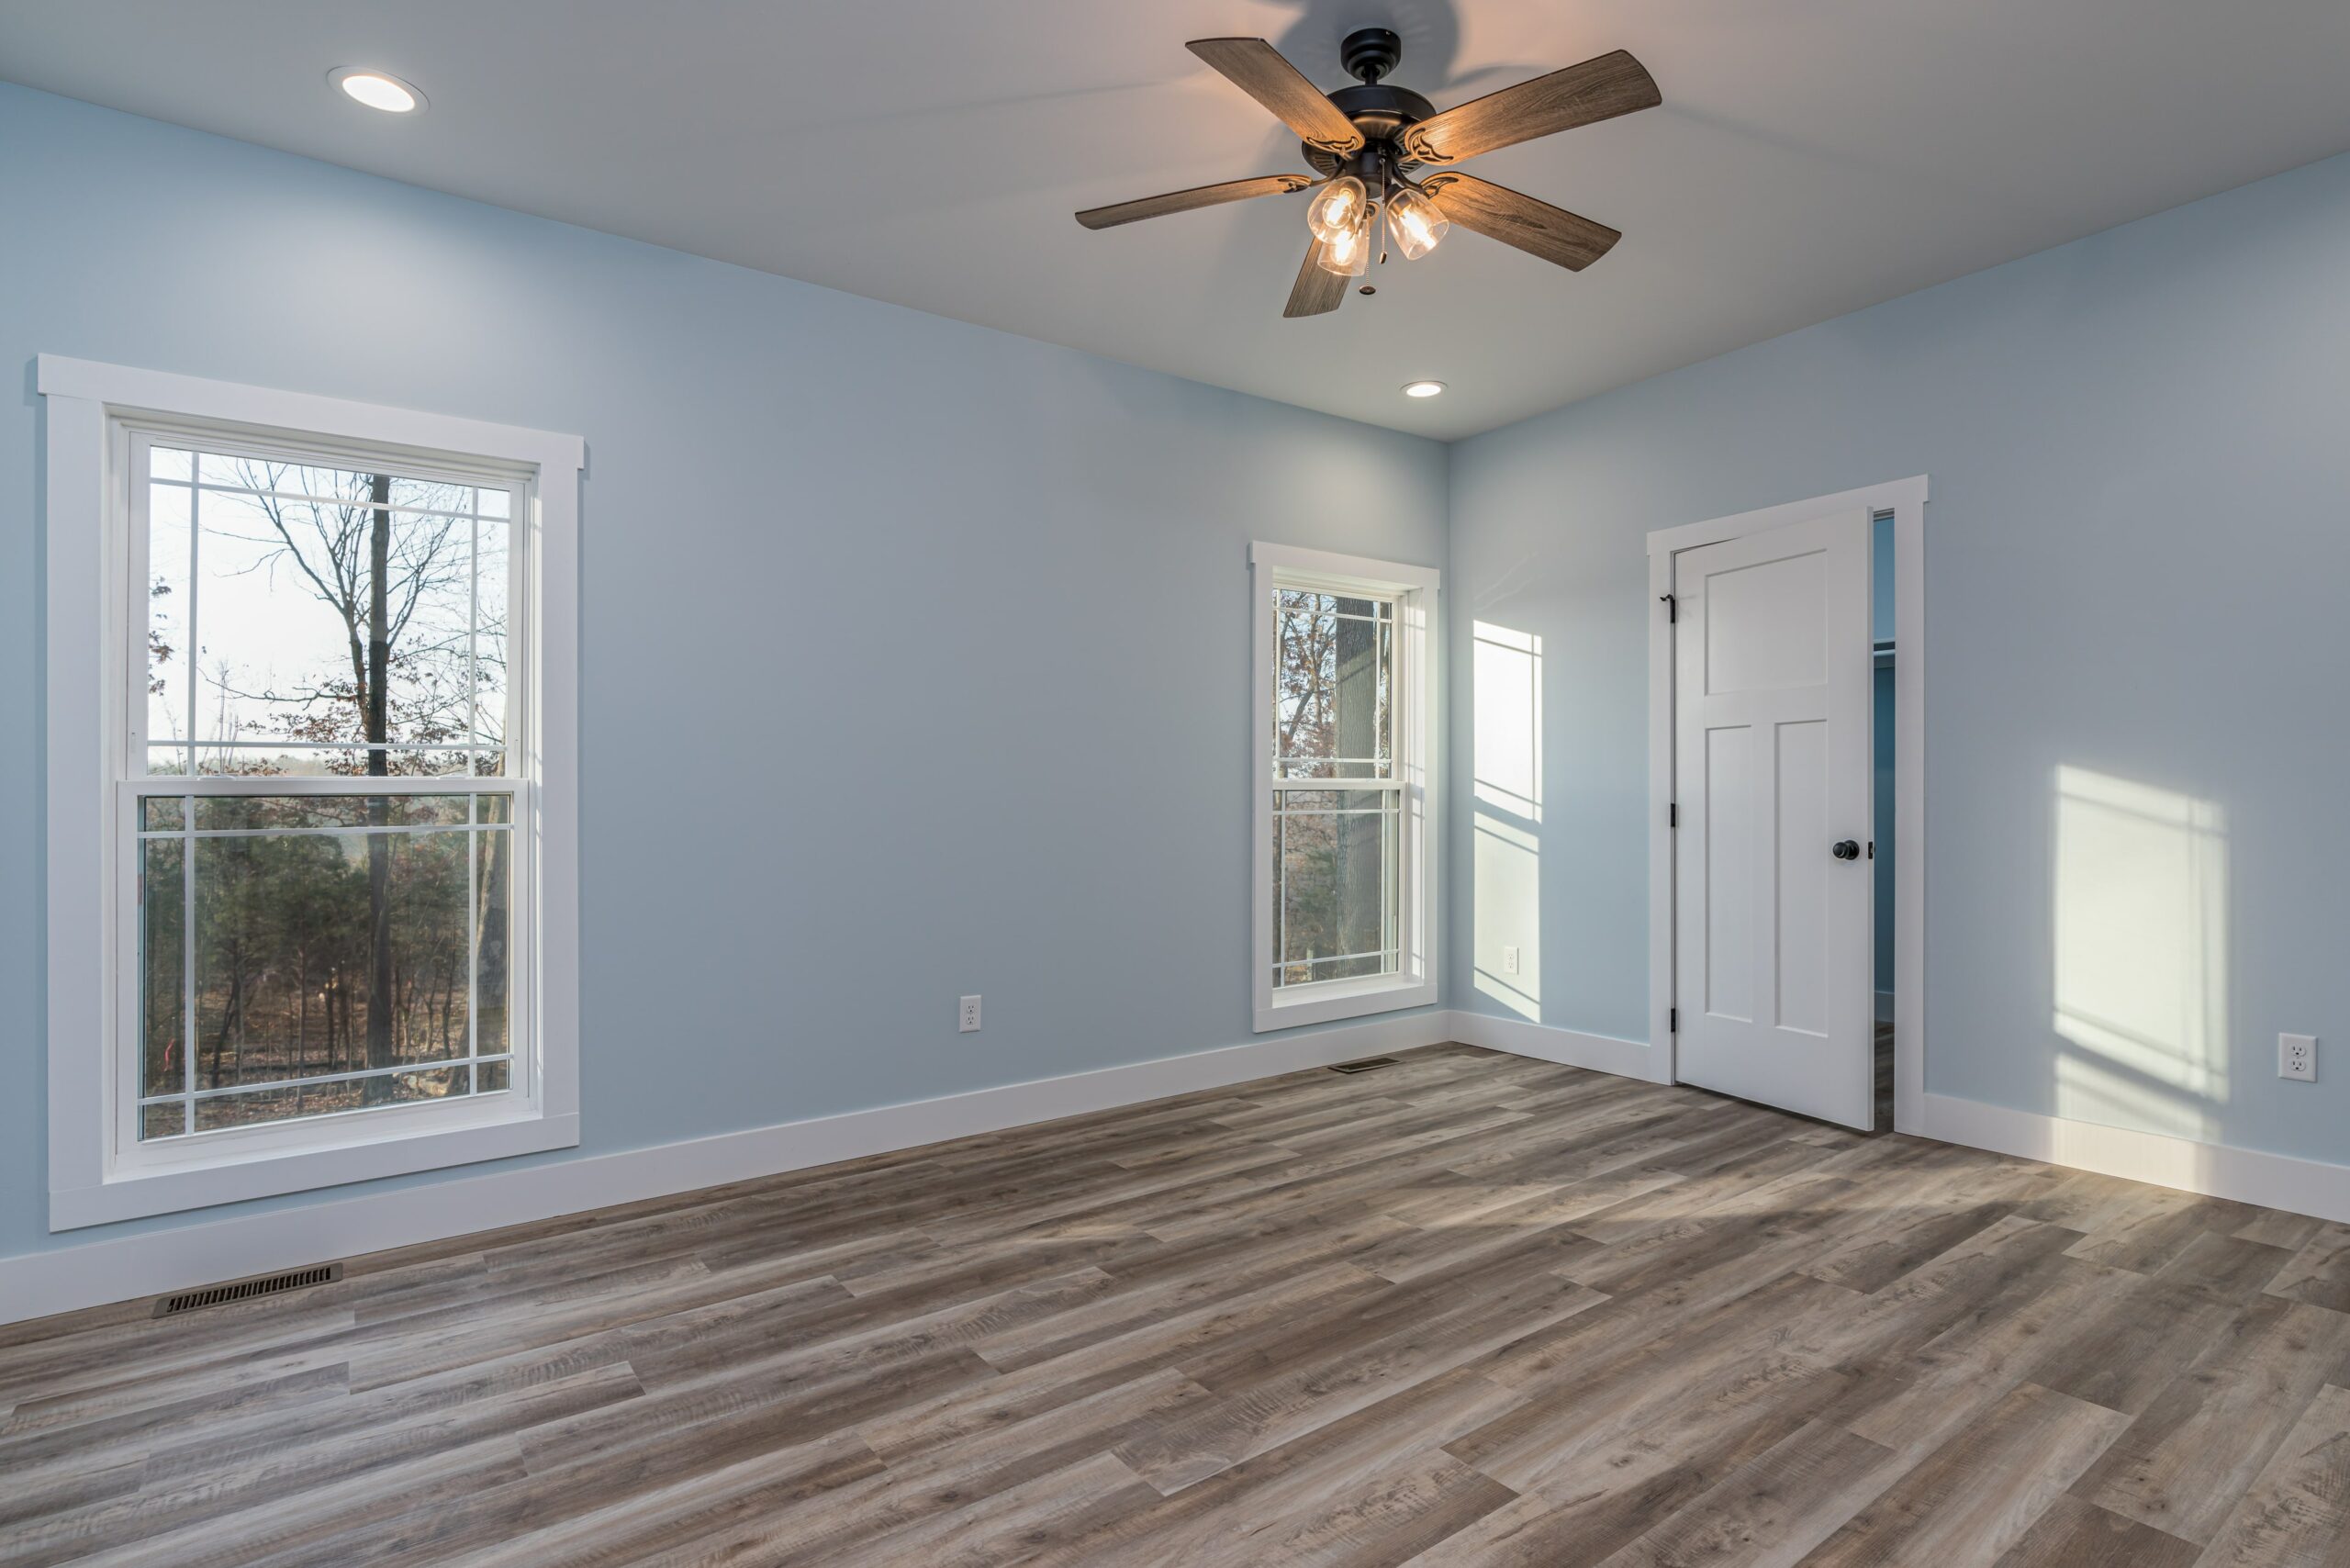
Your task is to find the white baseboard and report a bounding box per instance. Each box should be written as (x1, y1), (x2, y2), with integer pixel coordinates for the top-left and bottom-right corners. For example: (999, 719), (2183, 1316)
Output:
(33, 1011), (2333, 1329)
(0, 1010), (1454, 1327)
(1875, 991), (1896, 1024)
(1451, 1010), (1666, 1084)
(1921, 1092), (2350, 1226)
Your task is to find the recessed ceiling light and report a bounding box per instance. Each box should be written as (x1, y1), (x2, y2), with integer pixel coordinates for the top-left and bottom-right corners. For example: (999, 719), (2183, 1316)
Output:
(330, 67), (424, 114)
(1402, 380), (1446, 398)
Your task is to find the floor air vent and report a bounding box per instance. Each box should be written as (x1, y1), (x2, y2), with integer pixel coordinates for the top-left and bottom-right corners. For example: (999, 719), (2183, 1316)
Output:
(1327, 1057), (1399, 1075)
(152, 1262), (342, 1318)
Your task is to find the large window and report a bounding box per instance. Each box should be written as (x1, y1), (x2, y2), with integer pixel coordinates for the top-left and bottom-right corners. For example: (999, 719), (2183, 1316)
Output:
(1251, 543), (1438, 1032)
(133, 442), (519, 1141)
(41, 357), (580, 1228)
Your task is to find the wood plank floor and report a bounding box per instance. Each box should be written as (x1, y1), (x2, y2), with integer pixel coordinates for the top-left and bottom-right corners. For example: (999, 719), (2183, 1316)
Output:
(5, 1041), (2348, 1567)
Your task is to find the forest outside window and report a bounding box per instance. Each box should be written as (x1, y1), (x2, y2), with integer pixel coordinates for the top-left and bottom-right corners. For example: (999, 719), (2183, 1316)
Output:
(40, 354), (581, 1228)
(1251, 543), (1438, 1033)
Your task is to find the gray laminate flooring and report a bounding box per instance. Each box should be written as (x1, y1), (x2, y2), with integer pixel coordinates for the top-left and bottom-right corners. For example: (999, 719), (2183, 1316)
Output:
(5, 1042), (2347, 1566)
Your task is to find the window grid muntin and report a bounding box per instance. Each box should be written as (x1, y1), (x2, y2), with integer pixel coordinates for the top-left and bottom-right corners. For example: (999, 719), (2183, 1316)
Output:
(139, 1055), (518, 1106)
(173, 479), (510, 519)
(119, 426), (536, 1155)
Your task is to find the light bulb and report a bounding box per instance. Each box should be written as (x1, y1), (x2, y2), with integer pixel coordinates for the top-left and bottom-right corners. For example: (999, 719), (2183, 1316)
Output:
(1386, 185), (1450, 261)
(1316, 213), (1371, 277)
(1305, 175), (1367, 243)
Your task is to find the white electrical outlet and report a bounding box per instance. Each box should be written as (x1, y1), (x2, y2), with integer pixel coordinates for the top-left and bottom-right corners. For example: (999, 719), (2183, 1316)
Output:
(1502, 946), (1521, 976)
(959, 995), (982, 1034)
(2279, 1033), (2317, 1082)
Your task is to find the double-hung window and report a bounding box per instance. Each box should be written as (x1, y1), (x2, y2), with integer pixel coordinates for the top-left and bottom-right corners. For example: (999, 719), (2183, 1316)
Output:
(41, 358), (581, 1228)
(1250, 543), (1438, 1031)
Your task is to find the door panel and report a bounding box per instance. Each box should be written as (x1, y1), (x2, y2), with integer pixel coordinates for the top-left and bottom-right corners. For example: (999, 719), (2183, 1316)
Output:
(1706, 551), (1826, 694)
(1673, 510), (1873, 1127)
(1703, 724), (1754, 1023)
(1774, 718), (1828, 1036)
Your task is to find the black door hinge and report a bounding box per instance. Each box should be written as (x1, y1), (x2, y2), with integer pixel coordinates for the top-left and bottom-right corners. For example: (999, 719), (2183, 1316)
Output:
(1659, 593), (1676, 623)
(1669, 802), (1678, 828)
(1669, 1007), (1678, 1033)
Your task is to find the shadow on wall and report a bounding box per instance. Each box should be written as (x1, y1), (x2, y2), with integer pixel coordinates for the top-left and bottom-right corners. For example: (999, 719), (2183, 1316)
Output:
(2052, 765), (2229, 1143)
(1472, 621), (1541, 1021)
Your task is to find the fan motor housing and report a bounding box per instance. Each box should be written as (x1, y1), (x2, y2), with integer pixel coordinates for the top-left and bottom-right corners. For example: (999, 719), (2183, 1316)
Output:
(1303, 83), (1437, 175)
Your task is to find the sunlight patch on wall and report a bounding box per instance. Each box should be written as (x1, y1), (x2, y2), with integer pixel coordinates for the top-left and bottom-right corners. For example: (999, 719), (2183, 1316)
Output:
(2053, 765), (2228, 1141)
(1472, 622), (1541, 821)
(1472, 622), (1541, 1020)
(1474, 812), (1540, 1019)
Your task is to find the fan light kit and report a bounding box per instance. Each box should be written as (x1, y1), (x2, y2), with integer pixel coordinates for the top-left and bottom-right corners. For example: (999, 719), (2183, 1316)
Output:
(1076, 28), (1659, 318)
(1402, 380), (1446, 398)
(330, 67), (424, 114)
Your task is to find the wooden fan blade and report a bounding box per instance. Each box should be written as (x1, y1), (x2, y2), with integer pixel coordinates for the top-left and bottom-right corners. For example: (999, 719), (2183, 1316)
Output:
(1284, 237), (1347, 318)
(1423, 174), (1621, 271)
(1187, 38), (1364, 153)
(1075, 174), (1313, 230)
(1400, 50), (1659, 164)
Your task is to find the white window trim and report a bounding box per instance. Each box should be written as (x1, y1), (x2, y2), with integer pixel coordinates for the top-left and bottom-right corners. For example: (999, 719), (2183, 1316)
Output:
(39, 355), (584, 1230)
(1250, 541), (1440, 1034)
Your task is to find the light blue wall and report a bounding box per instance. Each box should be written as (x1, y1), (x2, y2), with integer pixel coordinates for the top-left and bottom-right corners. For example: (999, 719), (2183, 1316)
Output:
(0, 85), (1449, 1262)
(1449, 145), (2350, 1166)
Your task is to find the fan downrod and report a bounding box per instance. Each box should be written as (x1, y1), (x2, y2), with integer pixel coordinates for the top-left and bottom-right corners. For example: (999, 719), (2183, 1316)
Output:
(1339, 28), (1403, 84)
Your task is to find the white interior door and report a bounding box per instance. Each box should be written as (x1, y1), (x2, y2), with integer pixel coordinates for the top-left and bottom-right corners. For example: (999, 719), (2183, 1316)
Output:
(1673, 510), (1874, 1127)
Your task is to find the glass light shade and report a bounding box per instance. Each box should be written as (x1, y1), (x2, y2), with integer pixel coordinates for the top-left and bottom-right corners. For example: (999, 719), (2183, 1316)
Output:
(1316, 214), (1371, 277)
(1305, 176), (1367, 243)
(1387, 185), (1450, 261)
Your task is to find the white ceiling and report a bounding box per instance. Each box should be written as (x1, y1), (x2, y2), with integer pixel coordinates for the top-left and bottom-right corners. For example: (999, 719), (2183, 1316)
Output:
(6, 1), (2350, 438)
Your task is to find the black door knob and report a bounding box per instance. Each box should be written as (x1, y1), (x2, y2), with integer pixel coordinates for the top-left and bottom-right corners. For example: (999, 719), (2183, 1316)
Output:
(1831, 839), (1861, 861)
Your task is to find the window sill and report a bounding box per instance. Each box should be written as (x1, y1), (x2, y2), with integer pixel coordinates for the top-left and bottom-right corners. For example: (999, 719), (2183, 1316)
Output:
(50, 1108), (580, 1231)
(1254, 974), (1438, 1035)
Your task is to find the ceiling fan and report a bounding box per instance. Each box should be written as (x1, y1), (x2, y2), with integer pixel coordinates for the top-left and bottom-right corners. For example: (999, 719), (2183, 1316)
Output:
(1075, 28), (1660, 318)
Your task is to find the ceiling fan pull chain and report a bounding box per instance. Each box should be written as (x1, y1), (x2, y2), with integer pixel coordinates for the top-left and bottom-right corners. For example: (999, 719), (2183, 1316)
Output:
(1378, 163), (1392, 265)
